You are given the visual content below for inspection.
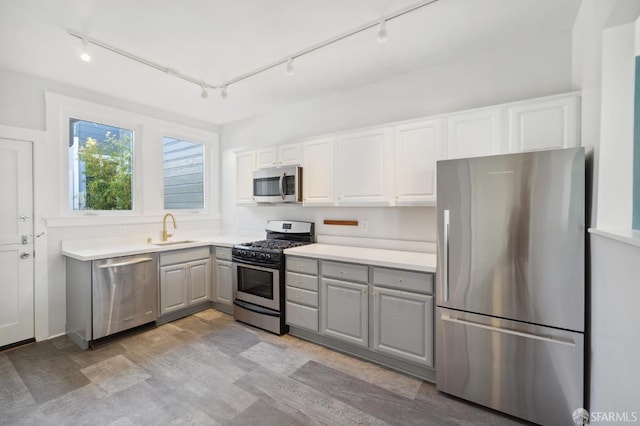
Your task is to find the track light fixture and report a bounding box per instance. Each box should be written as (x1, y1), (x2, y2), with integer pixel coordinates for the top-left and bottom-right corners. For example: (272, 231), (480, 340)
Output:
(80, 37), (92, 62)
(68, 0), (438, 101)
(377, 20), (388, 43)
(286, 57), (295, 76)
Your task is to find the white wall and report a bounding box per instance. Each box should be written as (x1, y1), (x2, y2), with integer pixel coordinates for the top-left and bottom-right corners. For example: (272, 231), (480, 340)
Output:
(220, 30), (575, 243)
(574, 0), (640, 420)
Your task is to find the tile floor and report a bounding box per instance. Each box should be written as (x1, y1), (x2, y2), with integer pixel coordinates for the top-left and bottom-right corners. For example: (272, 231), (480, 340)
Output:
(0, 309), (525, 425)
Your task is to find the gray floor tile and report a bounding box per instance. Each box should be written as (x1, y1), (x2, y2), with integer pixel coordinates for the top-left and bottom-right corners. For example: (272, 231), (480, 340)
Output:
(6, 341), (90, 404)
(234, 365), (389, 425)
(227, 398), (308, 426)
(200, 321), (262, 357)
(290, 360), (465, 425)
(81, 354), (151, 395)
(239, 341), (310, 376)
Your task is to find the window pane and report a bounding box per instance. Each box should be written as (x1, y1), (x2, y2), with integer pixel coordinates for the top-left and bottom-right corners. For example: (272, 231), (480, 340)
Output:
(163, 137), (204, 209)
(69, 119), (133, 211)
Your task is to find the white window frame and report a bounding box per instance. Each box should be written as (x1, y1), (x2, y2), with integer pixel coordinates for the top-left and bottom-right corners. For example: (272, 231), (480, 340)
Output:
(45, 92), (220, 225)
(159, 127), (215, 214)
(58, 102), (141, 217)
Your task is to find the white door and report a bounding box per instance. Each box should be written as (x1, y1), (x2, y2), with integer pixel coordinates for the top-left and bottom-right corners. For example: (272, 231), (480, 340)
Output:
(0, 139), (34, 347)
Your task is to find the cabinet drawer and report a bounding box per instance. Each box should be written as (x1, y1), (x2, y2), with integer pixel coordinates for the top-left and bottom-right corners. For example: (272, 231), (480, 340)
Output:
(286, 256), (318, 275)
(286, 286), (318, 307)
(286, 272), (318, 292)
(322, 261), (368, 283)
(286, 302), (319, 332)
(215, 247), (232, 261)
(160, 247), (210, 266)
(373, 267), (433, 294)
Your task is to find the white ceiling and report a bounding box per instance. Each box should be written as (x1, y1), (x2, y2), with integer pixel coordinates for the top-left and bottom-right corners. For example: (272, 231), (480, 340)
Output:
(0, 0), (582, 126)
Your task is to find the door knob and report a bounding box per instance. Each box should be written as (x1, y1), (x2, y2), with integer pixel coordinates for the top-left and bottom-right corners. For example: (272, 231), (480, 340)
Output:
(20, 252), (31, 259)
(20, 215), (31, 222)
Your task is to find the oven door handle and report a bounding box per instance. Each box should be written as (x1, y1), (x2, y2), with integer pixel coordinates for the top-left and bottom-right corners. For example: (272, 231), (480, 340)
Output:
(233, 299), (280, 317)
(233, 259), (278, 271)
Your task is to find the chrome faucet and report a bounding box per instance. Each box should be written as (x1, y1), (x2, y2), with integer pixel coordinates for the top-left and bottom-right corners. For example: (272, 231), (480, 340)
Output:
(162, 213), (176, 242)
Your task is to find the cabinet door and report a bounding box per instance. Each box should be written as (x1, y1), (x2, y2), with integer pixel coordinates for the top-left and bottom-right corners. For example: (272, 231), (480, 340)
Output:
(256, 147), (277, 169)
(235, 150), (255, 204)
(215, 259), (233, 306)
(336, 127), (394, 205)
(302, 137), (335, 205)
(446, 108), (503, 159)
(320, 278), (368, 347)
(508, 95), (579, 153)
(277, 143), (302, 167)
(373, 286), (433, 366)
(160, 265), (188, 316)
(188, 259), (211, 305)
(394, 119), (443, 205)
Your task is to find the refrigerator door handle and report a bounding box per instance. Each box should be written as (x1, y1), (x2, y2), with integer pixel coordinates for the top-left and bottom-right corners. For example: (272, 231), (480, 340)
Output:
(440, 315), (576, 347)
(443, 209), (450, 302)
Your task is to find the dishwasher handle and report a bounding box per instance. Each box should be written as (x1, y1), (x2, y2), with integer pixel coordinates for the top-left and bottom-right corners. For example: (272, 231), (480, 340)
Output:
(98, 257), (154, 269)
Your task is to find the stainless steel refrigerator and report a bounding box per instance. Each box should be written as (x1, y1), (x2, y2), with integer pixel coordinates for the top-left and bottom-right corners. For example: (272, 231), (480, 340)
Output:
(436, 147), (585, 426)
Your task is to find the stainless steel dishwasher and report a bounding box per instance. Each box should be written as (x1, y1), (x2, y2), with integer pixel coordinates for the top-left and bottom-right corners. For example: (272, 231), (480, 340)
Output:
(66, 253), (158, 349)
(92, 254), (158, 340)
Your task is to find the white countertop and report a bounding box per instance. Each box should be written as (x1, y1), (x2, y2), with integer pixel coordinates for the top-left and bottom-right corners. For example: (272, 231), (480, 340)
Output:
(284, 243), (436, 273)
(62, 234), (261, 261)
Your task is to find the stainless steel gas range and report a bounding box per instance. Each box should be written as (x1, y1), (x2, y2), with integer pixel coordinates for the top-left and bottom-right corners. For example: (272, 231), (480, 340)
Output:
(232, 220), (314, 335)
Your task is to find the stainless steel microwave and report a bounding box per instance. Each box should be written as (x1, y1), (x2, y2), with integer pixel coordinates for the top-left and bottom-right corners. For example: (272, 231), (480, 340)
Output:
(252, 165), (302, 203)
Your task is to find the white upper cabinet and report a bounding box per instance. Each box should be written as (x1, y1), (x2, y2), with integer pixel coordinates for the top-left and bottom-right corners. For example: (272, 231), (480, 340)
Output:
(394, 118), (444, 206)
(303, 137), (335, 206)
(256, 143), (302, 169)
(446, 108), (503, 159)
(235, 150), (255, 205)
(508, 95), (579, 153)
(336, 127), (394, 206)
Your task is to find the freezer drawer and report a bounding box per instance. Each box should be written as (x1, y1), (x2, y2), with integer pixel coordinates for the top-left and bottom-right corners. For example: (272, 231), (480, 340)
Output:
(436, 307), (584, 426)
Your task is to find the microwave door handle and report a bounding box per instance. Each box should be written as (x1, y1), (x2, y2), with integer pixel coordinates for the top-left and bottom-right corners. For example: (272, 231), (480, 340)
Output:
(279, 172), (285, 200)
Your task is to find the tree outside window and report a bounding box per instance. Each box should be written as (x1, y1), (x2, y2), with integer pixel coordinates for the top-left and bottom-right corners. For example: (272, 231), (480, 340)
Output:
(69, 119), (133, 211)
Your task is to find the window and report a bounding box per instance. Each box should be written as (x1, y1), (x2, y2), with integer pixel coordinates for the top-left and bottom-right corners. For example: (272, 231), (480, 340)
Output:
(162, 136), (204, 209)
(69, 119), (134, 211)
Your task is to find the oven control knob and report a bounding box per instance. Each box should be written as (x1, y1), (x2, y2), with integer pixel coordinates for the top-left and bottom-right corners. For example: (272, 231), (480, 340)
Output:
(265, 254), (271, 260)
(240, 250), (247, 256)
(259, 253), (266, 259)
(250, 252), (256, 257)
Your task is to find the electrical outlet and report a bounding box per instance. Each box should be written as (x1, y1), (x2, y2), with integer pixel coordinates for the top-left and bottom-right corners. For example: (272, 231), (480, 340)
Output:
(361, 220), (368, 232)
(114, 226), (126, 236)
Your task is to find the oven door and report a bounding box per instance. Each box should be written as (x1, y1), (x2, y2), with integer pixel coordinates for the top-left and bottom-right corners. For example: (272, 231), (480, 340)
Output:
(233, 261), (280, 311)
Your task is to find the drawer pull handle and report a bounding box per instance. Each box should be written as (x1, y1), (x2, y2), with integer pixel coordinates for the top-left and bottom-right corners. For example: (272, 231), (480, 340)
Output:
(397, 278), (403, 283)
(340, 269), (346, 274)
(297, 279), (302, 284)
(297, 314), (302, 320)
(373, 291), (378, 296)
(363, 289), (368, 294)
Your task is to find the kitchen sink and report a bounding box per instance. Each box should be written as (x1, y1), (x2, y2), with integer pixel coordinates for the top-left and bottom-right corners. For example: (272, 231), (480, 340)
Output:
(152, 240), (198, 246)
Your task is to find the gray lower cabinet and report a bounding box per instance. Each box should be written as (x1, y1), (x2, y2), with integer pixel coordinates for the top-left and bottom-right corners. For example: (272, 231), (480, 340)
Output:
(373, 286), (433, 366)
(320, 277), (369, 347)
(213, 246), (233, 308)
(287, 255), (435, 379)
(286, 256), (319, 331)
(159, 247), (211, 317)
(215, 259), (233, 305)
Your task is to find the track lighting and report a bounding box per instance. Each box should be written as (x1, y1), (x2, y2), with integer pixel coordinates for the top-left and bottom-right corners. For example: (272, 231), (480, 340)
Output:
(80, 37), (92, 62)
(286, 57), (294, 76)
(377, 20), (388, 43)
(68, 1), (439, 100)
